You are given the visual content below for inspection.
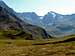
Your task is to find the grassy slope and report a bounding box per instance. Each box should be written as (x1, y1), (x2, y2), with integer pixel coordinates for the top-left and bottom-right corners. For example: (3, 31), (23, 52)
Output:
(0, 34), (75, 56)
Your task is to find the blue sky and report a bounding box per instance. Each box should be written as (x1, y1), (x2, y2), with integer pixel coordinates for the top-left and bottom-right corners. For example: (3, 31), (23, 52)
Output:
(2, 0), (75, 16)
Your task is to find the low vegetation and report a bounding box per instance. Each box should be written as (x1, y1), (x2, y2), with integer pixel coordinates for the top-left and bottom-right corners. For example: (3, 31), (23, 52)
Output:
(0, 30), (75, 56)
(0, 34), (75, 56)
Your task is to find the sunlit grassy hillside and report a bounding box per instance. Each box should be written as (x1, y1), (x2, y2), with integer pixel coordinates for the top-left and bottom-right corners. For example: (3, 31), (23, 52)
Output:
(0, 34), (75, 56)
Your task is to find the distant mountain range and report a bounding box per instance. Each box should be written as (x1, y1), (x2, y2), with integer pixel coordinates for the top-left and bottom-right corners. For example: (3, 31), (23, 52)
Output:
(0, 1), (51, 39)
(17, 11), (75, 37)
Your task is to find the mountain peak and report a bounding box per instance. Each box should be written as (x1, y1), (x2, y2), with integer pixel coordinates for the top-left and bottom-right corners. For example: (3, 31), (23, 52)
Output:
(50, 11), (56, 18)
(45, 11), (57, 18)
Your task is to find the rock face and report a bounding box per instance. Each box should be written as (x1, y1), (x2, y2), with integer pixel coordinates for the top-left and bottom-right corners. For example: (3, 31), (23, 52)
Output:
(0, 1), (52, 39)
(17, 12), (43, 27)
(42, 12), (75, 37)
(18, 11), (75, 37)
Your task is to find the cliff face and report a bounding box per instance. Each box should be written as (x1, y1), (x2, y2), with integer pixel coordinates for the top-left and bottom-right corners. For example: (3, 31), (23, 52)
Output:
(0, 1), (52, 39)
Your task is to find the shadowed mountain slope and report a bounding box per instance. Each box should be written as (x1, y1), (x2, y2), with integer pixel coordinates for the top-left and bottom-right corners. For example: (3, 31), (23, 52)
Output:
(0, 1), (52, 39)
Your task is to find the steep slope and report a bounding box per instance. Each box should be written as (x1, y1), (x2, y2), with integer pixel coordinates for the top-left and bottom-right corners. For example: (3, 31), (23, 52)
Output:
(0, 1), (52, 39)
(17, 12), (44, 27)
(19, 10), (75, 37)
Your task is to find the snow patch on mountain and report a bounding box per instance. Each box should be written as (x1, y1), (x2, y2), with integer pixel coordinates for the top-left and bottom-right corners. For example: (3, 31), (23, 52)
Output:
(40, 16), (43, 19)
(50, 11), (56, 18)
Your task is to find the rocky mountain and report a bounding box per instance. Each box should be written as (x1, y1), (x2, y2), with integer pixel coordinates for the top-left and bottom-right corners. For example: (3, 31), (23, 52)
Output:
(17, 12), (43, 26)
(43, 12), (75, 37)
(0, 1), (52, 39)
(18, 11), (75, 37)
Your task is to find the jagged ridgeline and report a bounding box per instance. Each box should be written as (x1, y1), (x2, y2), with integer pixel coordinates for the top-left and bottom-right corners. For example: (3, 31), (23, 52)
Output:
(0, 1), (52, 39)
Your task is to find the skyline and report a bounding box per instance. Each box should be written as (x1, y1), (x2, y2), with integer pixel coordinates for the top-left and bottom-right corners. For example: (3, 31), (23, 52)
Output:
(2, 0), (75, 16)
